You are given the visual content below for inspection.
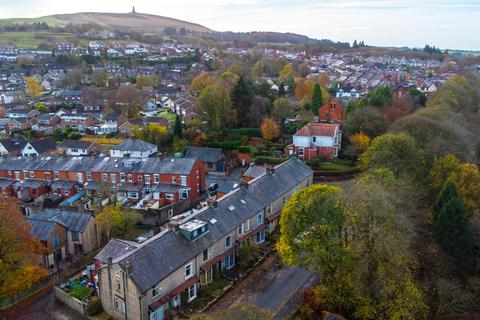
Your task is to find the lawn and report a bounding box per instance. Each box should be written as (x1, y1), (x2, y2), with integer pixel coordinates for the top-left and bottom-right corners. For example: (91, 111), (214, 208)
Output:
(65, 279), (94, 301)
(157, 110), (176, 121)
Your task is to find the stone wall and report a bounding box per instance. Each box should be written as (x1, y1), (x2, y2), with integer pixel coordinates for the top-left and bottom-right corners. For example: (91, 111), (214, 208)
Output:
(54, 287), (88, 316)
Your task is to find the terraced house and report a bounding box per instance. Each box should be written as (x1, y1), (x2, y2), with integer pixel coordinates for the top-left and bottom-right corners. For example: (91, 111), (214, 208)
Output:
(96, 158), (313, 320)
(0, 156), (205, 205)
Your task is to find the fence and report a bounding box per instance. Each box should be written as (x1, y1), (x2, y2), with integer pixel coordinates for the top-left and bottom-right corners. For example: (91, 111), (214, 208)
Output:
(0, 277), (52, 310)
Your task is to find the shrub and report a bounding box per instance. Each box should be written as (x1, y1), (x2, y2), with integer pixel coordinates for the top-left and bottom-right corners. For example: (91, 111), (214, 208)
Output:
(87, 296), (103, 316)
(253, 156), (288, 165)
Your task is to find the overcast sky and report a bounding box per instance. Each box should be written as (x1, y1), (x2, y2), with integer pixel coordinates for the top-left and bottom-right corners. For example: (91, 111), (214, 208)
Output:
(1, 0), (479, 50)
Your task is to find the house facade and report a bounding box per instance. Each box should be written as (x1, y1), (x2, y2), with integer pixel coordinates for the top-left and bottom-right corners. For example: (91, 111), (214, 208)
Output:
(0, 156), (205, 205)
(318, 98), (345, 123)
(96, 159), (313, 320)
(286, 123), (342, 160)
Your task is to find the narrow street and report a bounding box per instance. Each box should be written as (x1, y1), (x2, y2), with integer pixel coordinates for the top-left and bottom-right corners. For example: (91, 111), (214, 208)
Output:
(209, 254), (319, 319)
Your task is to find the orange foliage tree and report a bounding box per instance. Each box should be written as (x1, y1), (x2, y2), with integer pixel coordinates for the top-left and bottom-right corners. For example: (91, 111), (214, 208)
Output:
(261, 118), (280, 141)
(0, 197), (47, 298)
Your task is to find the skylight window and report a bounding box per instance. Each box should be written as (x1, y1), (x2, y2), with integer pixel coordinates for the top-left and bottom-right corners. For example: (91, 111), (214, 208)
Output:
(240, 199), (246, 204)
(209, 218), (217, 224)
(228, 205), (235, 212)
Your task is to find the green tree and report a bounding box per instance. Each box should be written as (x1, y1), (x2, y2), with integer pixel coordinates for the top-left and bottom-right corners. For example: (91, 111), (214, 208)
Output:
(272, 97), (293, 123)
(230, 76), (253, 127)
(433, 181), (474, 275)
(174, 114), (183, 138)
(92, 70), (108, 88)
(343, 106), (389, 138)
(310, 83), (323, 114)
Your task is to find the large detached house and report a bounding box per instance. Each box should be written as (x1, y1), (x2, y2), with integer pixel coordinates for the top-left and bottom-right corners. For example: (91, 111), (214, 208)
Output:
(286, 123), (342, 160)
(96, 158), (313, 320)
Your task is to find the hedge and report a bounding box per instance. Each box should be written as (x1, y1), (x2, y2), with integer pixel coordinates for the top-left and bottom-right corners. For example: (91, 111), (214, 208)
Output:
(228, 128), (262, 138)
(253, 156), (288, 165)
(203, 140), (242, 150)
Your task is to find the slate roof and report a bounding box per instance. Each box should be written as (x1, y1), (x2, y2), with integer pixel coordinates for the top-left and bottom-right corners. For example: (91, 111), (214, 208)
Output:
(0, 156), (197, 175)
(112, 139), (157, 153)
(0, 178), (15, 189)
(185, 147), (223, 163)
(0, 137), (26, 152)
(152, 183), (181, 193)
(109, 158), (312, 293)
(14, 179), (46, 189)
(27, 218), (58, 241)
(95, 239), (139, 264)
(243, 165), (266, 179)
(30, 209), (93, 233)
(58, 140), (94, 150)
(51, 179), (77, 190)
(27, 139), (57, 154)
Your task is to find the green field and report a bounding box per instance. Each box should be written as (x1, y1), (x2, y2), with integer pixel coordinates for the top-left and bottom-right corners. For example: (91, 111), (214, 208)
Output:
(0, 31), (75, 49)
(0, 16), (68, 26)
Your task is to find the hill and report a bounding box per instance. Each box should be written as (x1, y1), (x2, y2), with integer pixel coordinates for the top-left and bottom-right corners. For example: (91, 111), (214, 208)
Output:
(0, 11), (213, 34)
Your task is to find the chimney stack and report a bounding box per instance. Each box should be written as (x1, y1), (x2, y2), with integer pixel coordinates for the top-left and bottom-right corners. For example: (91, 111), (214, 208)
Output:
(125, 260), (132, 276)
(207, 197), (218, 208)
(266, 164), (275, 175)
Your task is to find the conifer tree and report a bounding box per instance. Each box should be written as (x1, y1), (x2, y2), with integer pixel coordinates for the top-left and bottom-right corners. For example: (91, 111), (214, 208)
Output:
(310, 83), (323, 115)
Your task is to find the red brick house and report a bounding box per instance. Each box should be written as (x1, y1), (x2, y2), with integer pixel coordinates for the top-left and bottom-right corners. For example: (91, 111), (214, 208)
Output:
(318, 98), (345, 123)
(393, 86), (409, 98)
(286, 123), (342, 160)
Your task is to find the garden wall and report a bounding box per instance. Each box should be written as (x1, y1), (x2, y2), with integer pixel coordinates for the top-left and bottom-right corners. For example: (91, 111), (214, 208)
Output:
(54, 287), (88, 316)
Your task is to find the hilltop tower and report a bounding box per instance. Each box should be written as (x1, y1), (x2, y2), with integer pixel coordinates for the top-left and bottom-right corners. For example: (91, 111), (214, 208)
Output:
(132, 6), (136, 13)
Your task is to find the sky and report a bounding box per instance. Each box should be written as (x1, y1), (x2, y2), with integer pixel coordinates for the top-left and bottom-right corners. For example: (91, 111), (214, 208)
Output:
(0, 0), (479, 50)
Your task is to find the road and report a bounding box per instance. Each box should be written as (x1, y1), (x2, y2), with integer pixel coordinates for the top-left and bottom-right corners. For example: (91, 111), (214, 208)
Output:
(210, 254), (319, 319)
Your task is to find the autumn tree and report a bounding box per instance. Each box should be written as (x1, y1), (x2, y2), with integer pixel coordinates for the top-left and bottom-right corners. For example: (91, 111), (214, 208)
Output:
(198, 84), (232, 132)
(136, 75), (156, 89)
(114, 85), (148, 118)
(272, 97), (294, 123)
(251, 60), (264, 79)
(359, 133), (424, 179)
(294, 77), (313, 104)
(26, 76), (43, 99)
(343, 106), (388, 138)
(279, 64), (295, 81)
(190, 72), (216, 93)
(96, 205), (142, 240)
(345, 132), (371, 158)
(91, 70), (108, 88)
(133, 124), (172, 151)
(0, 199), (47, 298)
(310, 83), (323, 114)
(260, 118), (280, 141)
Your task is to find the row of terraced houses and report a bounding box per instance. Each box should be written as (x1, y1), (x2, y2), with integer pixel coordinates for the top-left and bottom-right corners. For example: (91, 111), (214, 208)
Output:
(0, 156), (205, 206)
(94, 158), (313, 320)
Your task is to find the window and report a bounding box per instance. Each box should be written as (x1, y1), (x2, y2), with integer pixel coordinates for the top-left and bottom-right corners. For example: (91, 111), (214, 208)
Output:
(256, 230), (266, 244)
(256, 213), (263, 226)
(165, 193), (174, 200)
(238, 223), (244, 235)
(154, 174), (159, 184)
(114, 298), (125, 314)
(171, 176), (176, 184)
(180, 175), (187, 186)
(223, 253), (235, 270)
(120, 173), (125, 182)
(185, 263), (192, 279)
(115, 271), (121, 291)
(138, 175), (143, 182)
(45, 172), (51, 180)
(52, 235), (61, 247)
(128, 174), (132, 182)
(152, 286), (159, 298)
(298, 148), (304, 156)
(54, 171), (59, 180)
(72, 232), (79, 241)
(225, 235), (232, 248)
(312, 136), (317, 143)
(29, 171), (34, 178)
(203, 248), (208, 261)
(188, 284), (197, 301)
(86, 172), (92, 181)
(111, 174), (116, 184)
(145, 175), (151, 184)
(102, 173), (107, 182)
(168, 209), (173, 218)
(246, 220), (250, 231)
(23, 170), (28, 178)
(128, 192), (138, 199)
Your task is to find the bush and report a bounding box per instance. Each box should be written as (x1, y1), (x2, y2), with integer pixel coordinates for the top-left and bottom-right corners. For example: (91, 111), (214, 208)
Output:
(203, 140), (242, 150)
(238, 146), (253, 154)
(253, 156), (288, 165)
(87, 296), (103, 316)
(228, 128), (262, 138)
